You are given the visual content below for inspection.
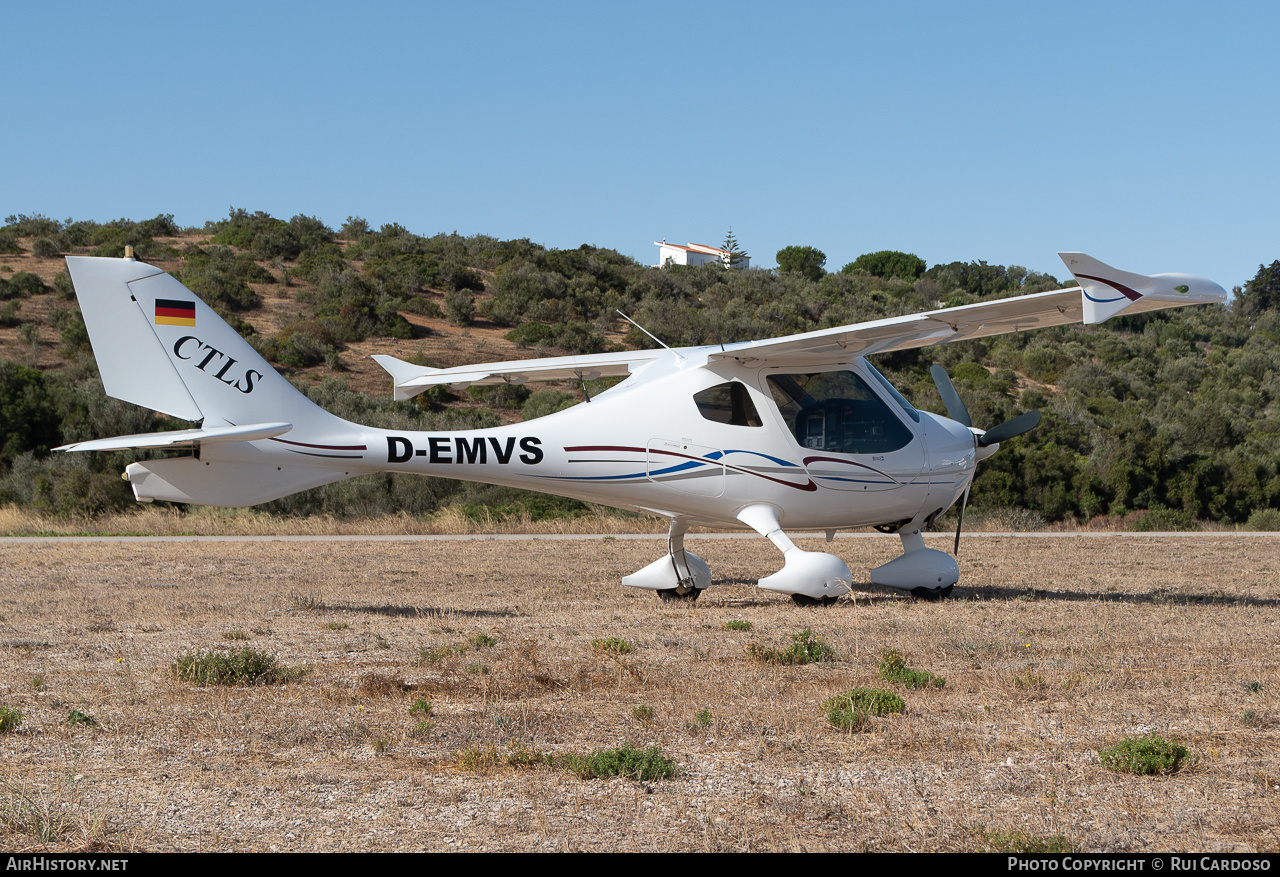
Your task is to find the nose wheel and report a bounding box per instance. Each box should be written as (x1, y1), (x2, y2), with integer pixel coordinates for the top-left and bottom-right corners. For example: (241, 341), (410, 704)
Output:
(910, 585), (954, 601)
(790, 593), (839, 607)
(657, 586), (701, 602)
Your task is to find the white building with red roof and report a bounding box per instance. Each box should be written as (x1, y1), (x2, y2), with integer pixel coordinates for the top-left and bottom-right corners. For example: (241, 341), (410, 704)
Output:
(654, 241), (749, 269)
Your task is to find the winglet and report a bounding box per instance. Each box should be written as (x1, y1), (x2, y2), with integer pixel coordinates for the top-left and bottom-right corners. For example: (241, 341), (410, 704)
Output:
(1059, 252), (1227, 324)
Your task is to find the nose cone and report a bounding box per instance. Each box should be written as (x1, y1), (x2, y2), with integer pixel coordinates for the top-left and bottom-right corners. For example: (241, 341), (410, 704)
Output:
(921, 411), (977, 468)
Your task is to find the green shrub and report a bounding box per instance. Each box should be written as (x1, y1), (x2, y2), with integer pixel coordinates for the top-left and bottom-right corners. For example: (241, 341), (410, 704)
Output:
(521, 389), (579, 422)
(468, 383), (533, 411)
(746, 628), (835, 665)
(443, 290), (473, 326)
(1245, 508), (1280, 531)
(878, 649), (946, 689)
(4, 213), (60, 237)
(506, 322), (556, 348)
(170, 648), (306, 686)
(1129, 508), (1198, 532)
(1098, 733), (1192, 775)
(0, 705), (23, 733)
(824, 687), (904, 731)
(5, 272), (47, 298)
(32, 237), (61, 258)
(560, 744), (677, 782)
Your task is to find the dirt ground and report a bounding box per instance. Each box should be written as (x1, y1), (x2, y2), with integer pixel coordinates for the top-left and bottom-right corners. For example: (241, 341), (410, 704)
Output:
(0, 533), (1276, 852)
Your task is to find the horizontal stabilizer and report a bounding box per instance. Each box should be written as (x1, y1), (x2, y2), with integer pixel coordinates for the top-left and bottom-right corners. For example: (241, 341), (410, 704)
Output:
(56, 422), (293, 453)
(124, 456), (348, 506)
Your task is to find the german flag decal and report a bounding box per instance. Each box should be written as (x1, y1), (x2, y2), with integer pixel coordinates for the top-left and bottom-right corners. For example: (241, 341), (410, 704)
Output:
(154, 299), (196, 327)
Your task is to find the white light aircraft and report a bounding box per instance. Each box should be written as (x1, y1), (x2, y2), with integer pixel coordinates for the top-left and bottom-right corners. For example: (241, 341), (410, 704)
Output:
(59, 252), (1225, 604)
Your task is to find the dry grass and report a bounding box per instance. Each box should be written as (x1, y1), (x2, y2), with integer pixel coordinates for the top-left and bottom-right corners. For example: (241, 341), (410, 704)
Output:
(0, 504), (668, 537)
(0, 533), (1277, 851)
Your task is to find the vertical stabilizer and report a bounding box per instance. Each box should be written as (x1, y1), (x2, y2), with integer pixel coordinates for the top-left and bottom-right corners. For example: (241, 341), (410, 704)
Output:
(67, 256), (346, 433)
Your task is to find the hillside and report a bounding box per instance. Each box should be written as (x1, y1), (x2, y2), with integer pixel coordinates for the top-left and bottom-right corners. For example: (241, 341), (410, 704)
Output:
(2, 210), (1279, 530)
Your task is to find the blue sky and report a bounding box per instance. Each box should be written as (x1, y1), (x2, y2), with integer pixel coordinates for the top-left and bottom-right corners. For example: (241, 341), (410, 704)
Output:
(6, 1), (1276, 289)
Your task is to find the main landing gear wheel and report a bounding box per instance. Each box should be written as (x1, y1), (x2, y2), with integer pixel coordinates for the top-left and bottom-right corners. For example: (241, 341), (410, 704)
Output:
(910, 585), (954, 601)
(657, 587), (701, 603)
(790, 593), (839, 607)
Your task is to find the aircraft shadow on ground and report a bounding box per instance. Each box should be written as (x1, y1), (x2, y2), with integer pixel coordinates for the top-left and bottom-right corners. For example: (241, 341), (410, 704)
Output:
(343, 603), (523, 619)
(866, 582), (1280, 609)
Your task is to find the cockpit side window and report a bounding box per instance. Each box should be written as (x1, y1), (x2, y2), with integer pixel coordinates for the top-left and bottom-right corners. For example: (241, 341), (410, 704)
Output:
(767, 371), (913, 454)
(694, 381), (763, 427)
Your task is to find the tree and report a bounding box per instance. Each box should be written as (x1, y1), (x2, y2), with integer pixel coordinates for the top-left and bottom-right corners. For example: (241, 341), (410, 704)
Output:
(842, 250), (926, 280)
(721, 228), (749, 269)
(775, 245), (827, 281)
(1234, 260), (1280, 317)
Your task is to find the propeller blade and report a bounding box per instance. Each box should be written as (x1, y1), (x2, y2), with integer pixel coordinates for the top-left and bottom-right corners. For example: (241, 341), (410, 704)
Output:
(930, 364), (972, 428)
(953, 482), (971, 556)
(977, 410), (1042, 447)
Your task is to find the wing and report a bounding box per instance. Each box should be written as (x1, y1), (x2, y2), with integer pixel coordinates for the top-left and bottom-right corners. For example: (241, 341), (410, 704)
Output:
(373, 348), (670, 400)
(709, 252), (1226, 366)
(374, 253), (1226, 396)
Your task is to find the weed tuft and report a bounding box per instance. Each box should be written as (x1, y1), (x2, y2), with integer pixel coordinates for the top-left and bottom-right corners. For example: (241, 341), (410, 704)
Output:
(724, 619), (753, 631)
(454, 742), (500, 772)
(170, 648), (307, 686)
(823, 688), (904, 731)
(468, 633), (498, 649)
(357, 673), (408, 697)
(1245, 680), (1263, 693)
(417, 645), (457, 665)
(222, 629), (250, 641)
(1012, 667), (1047, 690)
(978, 827), (1078, 853)
(506, 743), (555, 769)
(64, 710), (98, 728)
(878, 649), (945, 688)
(591, 637), (634, 655)
(632, 705), (654, 723)
(746, 628), (836, 665)
(1099, 733), (1192, 775)
(408, 698), (432, 717)
(0, 778), (126, 851)
(288, 590), (325, 612)
(693, 707), (713, 728)
(0, 705), (24, 733)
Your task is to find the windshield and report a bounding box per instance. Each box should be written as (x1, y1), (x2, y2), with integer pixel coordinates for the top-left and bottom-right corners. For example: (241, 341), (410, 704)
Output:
(766, 370), (914, 454)
(862, 358), (921, 423)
